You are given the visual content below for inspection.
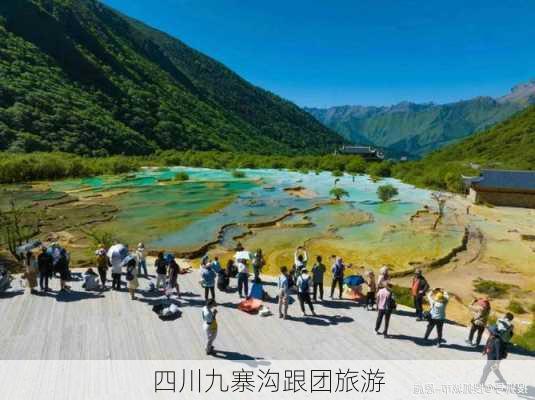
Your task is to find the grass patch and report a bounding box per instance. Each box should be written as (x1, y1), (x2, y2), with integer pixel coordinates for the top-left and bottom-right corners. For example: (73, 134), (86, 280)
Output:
(507, 300), (526, 314)
(512, 321), (535, 352)
(473, 279), (516, 298)
(173, 172), (189, 181)
(391, 285), (413, 308)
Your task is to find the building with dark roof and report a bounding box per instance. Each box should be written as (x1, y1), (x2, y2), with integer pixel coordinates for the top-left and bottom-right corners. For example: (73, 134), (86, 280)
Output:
(337, 145), (384, 161)
(463, 169), (535, 208)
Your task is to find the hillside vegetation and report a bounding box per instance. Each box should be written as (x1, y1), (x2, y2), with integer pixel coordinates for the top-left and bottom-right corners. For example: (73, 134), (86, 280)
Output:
(393, 106), (535, 192)
(0, 0), (345, 156)
(307, 82), (535, 157)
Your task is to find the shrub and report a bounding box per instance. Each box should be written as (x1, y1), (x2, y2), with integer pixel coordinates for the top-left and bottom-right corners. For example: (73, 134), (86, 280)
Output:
(507, 300), (526, 314)
(173, 171), (189, 181)
(473, 279), (516, 298)
(332, 170), (344, 177)
(377, 184), (399, 202)
(231, 170), (246, 178)
(391, 285), (413, 308)
(512, 321), (535, 351)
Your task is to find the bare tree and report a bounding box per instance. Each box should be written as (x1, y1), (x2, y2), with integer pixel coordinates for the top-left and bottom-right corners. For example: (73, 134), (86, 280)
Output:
(431, 192), (449, 230)
(0, 200), (40, 260)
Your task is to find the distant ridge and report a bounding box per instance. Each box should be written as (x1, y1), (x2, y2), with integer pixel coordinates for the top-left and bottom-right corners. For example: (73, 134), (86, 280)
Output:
(306, 80), (535, 157)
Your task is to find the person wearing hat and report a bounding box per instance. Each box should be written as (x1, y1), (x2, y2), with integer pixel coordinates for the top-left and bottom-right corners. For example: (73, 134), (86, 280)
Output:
(479, 315), (513, 385)
(202, 299), (218, 355)
(411, 269), (429, 321)
(95, 245), (110, 290)
(296, 268), (316, 316)
(136, 242), (147, 277)
(200, 255), (216, 302)
(424, 288), (449, 347)
(466, 297), (491, 347)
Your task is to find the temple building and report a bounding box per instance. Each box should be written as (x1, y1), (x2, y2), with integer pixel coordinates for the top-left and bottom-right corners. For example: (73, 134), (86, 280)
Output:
(463, 169), (535, 208)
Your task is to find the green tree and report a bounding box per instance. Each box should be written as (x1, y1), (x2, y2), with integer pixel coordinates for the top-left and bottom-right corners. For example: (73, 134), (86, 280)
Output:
(329, 187), (349, 201)
(377, 184), (399, 202)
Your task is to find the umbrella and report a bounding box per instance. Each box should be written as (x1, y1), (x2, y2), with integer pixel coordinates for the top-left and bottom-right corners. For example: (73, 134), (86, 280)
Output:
(16, 240), (42, 257)
(234, 251), (251, 261)
(344, 275), (365, 287)
(107, 244), (128, 261)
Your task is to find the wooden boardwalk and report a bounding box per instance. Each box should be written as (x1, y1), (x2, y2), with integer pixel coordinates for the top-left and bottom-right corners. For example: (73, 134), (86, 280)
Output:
(1, 262), (532, 361)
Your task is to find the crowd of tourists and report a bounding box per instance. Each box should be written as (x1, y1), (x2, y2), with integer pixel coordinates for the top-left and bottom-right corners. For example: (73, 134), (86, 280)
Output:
(10, 241), (517, 368)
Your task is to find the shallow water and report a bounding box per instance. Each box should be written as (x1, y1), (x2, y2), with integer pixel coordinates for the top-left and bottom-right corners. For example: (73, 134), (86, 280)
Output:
(48, 167), (463, 269)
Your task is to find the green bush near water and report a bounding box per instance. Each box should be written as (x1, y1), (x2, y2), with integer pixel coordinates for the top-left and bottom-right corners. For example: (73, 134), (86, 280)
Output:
(173, 172), (190, 181)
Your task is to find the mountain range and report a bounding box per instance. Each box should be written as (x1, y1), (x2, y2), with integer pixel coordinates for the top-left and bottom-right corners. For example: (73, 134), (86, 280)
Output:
(0, 0), (346, 156)
(393, 104), (535, 191)
(306, 80), (535, 157)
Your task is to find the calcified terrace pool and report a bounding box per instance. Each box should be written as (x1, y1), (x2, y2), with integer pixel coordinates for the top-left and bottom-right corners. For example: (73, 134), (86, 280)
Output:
(49, 167), (463, 272)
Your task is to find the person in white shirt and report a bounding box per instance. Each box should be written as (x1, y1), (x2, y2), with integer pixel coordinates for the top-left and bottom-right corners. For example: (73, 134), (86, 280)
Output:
(237, 258), (249, 298)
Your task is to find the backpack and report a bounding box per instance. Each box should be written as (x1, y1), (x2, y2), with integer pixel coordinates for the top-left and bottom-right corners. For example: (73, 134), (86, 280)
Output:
(126, 264), (135, 281)
(386, 292), (397, 311)
(298, 276), (310, 293)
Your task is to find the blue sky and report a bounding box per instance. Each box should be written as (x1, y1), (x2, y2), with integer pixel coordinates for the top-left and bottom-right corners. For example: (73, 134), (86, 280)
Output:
(102, 0), (535, 107)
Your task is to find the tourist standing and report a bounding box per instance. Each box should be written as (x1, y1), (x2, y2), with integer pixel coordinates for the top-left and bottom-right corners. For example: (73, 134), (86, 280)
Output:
(236, 258), (249, 298)
(252, 249), (265, 283)
(24, 250), (38, 295)
(155, 252), (167, 289)
(479, 320), (512, 385)
(136, 242), (147, 277)
(365, 270), (376, 310)
(37, 246), (53, 292)
(467, 298), (491, 347)
(95, 246), (109, 290)
(200, 256), (216, 302)
(377, 266), (390, 289)
(294, 247), (308, 279)
(277, 266), (290, 319)
(296, 268), (316, 316)
(125, 257), (139, 300)
(202, 299), (218, 356)
(411, 269), (429, 321)
(167, 255), (181, 298)
(375, 283), (395, 337)
(110, 250), (123, 291)
(57, 247), (71, 292)
(311, 255), (326, 302)
(424, 288), (449, 347)
(330, 256), (345, 299)
(226, 259), (237, 278)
